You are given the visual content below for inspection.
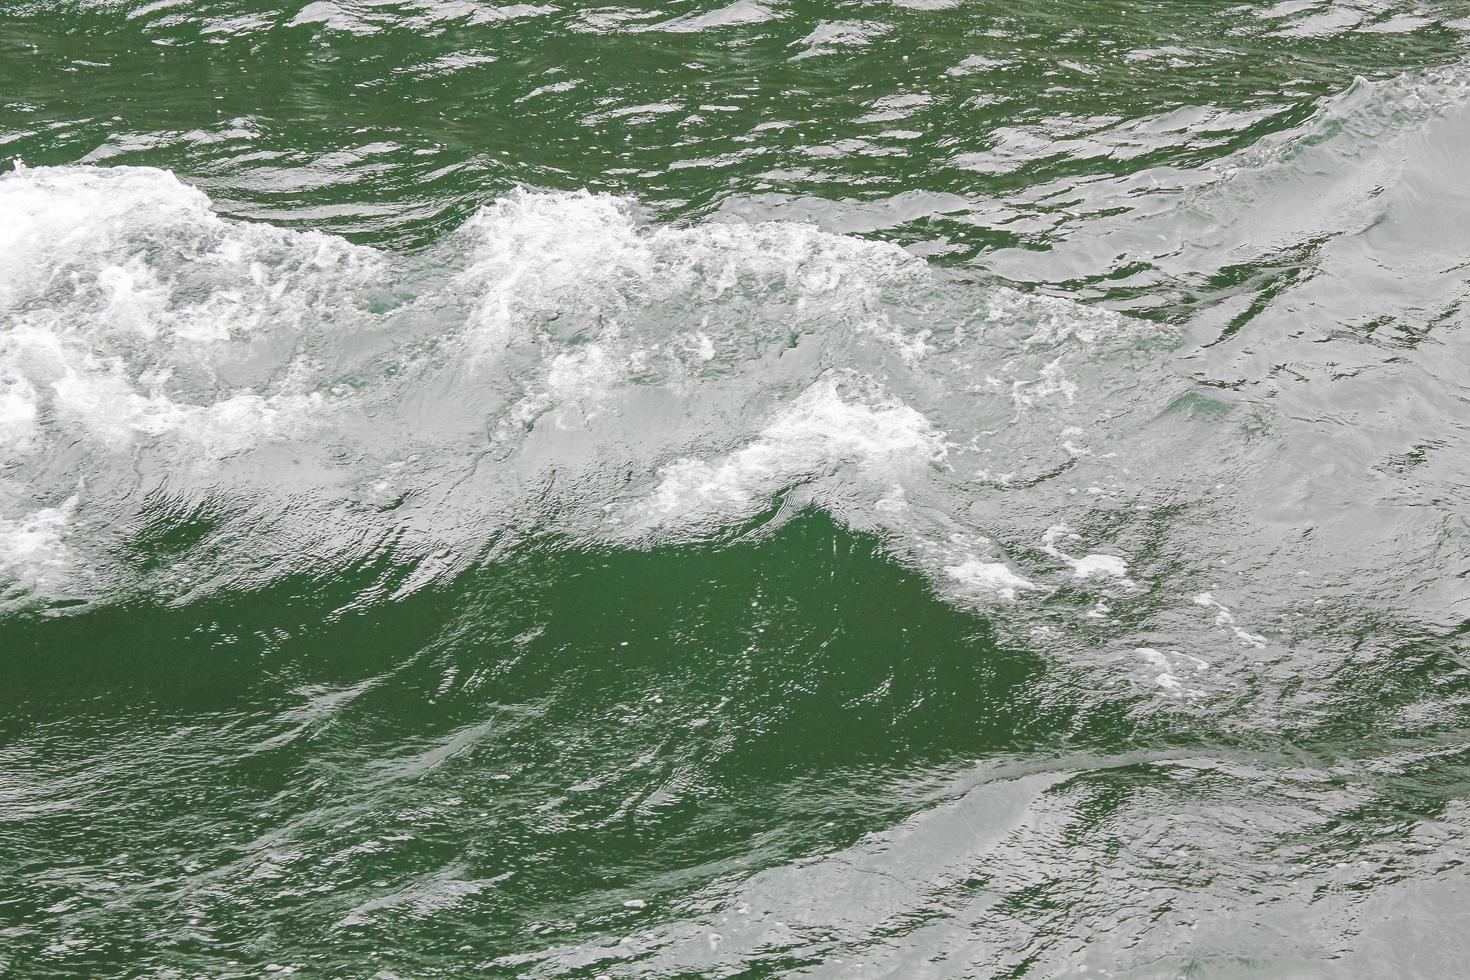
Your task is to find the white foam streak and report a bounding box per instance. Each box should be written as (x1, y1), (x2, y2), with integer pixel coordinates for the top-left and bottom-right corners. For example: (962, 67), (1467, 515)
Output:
(633, 376), (947, 526)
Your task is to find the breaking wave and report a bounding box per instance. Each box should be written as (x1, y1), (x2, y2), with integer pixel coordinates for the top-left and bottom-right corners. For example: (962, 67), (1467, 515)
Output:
(1, 164), (1170, 615)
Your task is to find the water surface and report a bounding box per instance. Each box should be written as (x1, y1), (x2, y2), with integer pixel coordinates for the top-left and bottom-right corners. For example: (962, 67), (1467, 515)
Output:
(3, 1), (1470, 976)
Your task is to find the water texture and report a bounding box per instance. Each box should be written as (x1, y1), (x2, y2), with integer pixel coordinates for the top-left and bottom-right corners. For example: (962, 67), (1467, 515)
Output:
(2, 1), (1470, 977)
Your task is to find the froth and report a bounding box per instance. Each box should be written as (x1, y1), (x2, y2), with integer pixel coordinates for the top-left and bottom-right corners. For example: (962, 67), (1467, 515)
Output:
(1, 166), (380, 457)
(458, 187), (924, 347)
(627, 375), (948, 530)
(1, 165), (1165, 614)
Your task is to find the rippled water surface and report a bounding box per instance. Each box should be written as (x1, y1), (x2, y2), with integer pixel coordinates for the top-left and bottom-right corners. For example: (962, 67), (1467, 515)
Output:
(3, 1), (1470, 977)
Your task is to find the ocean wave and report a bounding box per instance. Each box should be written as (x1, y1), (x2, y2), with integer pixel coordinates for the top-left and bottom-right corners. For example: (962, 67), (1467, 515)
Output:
(0, 164), (1168, 615)
(3, 140), (1464, 706)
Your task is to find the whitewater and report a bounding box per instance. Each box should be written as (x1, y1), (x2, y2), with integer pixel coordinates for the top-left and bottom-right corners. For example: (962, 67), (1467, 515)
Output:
(3, 10), (1470, 972)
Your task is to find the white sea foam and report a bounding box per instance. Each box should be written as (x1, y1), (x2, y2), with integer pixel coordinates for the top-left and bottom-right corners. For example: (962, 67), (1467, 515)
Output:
(463, 188), (921, 321)
(0, 369), (39, 451)
(0, 164), (1171, 612)
(1194, 593), (1268, 648)
(0, 166), (377, 459)
(945, 559), (1036, 600)
(0, 494), (78, 596)
(1041, 525), (1131, 583)
(627, 374), (947, 529)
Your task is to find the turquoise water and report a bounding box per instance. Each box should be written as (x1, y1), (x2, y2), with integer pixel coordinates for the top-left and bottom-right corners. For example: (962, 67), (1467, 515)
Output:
(3, 1), (1470, 976)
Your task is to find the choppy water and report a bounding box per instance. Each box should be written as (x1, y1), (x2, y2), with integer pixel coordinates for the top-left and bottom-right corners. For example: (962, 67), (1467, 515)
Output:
(4, 2), (1470, 977)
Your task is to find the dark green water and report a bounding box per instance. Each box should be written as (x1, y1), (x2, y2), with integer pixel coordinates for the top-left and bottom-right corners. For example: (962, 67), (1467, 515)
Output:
(3, 1), (1470, 976)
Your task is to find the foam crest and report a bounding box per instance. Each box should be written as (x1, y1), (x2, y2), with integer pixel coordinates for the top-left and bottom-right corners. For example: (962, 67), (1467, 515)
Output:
(458, 188), (924, 347)
(0, 493), (79, 602)
(627, 374), (947, 530)
(0, 167), (389, 465)
(0, 165), (1166, 613)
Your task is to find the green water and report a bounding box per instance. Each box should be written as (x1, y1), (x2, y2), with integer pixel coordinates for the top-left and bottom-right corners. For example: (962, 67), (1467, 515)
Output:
(3, 1), (1470, 977)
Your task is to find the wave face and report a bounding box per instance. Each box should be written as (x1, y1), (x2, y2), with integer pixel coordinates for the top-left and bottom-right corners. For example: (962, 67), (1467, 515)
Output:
(4, 4), (1470, 978)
